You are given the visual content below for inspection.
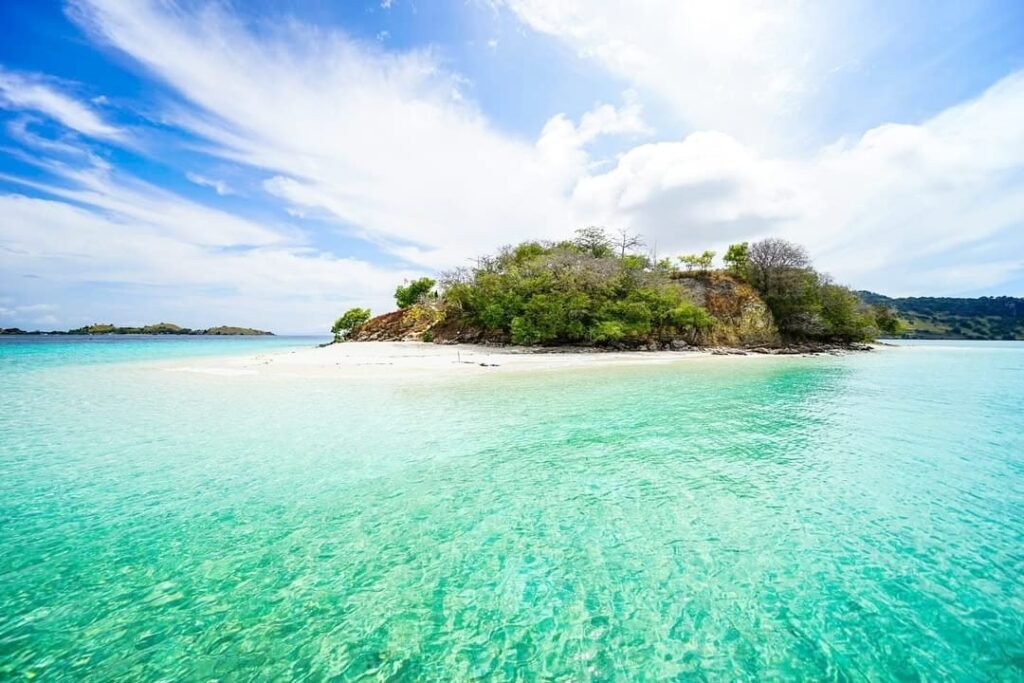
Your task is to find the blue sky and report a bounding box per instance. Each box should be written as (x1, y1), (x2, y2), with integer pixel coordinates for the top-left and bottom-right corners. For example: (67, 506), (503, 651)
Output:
(2, 1), (1023, 332)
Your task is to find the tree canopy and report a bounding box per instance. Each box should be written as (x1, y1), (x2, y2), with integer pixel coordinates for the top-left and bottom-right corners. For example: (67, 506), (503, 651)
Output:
(440, 233), (713, 345)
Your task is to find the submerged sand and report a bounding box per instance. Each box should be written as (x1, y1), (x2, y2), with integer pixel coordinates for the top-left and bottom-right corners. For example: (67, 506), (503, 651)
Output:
(157, 341), (797, 379)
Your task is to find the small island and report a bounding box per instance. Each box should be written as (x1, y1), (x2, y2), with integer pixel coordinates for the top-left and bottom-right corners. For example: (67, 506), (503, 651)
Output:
(1, 323), (273, 336)
(332, 230), (902, 352)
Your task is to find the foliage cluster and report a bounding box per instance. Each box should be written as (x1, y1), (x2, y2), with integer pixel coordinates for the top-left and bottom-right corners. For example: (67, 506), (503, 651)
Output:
(332, 307), (372, 341)
(394, 278), (437, 309)
(440, 229), (714, 345)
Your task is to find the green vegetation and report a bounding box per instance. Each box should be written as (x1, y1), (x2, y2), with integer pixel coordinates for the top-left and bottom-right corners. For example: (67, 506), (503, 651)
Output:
(434, 228), (722, 346)
(331, 308), (372, 341)
(858, 292), (1024, 340)
(723, 242), (750, 278)
(394, 277), (437, 309)
(355, 228), (890, 347)
(678, 250), (716, 274)
(739, 237), (887, 343)
(342, 229), (953, 348)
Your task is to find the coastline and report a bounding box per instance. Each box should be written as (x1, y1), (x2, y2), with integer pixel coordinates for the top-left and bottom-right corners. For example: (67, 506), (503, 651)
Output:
(155, 340), (877, 379)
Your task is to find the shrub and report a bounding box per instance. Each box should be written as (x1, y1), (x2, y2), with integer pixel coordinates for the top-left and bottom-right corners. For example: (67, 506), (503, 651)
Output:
(331, 307), (371, 341)
(395, 277), (436, 309)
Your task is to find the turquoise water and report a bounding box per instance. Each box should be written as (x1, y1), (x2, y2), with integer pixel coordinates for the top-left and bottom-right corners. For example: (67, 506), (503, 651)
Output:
(1, 339), (1022, 680)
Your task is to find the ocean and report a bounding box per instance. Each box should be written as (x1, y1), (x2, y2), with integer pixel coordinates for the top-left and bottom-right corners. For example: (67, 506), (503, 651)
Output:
(1, 337), (1022, 680)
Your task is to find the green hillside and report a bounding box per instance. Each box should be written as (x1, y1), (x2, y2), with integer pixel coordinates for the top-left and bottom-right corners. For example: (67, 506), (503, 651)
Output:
(858, 292), (1024, 340)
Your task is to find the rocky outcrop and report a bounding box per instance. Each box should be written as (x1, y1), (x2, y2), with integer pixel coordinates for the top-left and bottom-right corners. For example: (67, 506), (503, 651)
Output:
(673, 273), (779, 347)
(350, 307), (443, 342)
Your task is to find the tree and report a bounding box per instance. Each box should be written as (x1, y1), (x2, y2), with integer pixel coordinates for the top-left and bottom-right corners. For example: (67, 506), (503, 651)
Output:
(818, 282), (877, 341)
(872, 304), (905, 336)
(678, 250), (715, 274)
(613, 228), (645, 258)
(332, 307), (371, 341)
(747, 238), (810, 294)
(395, 277), (436, 309)
(572, 226), (614, 258)
(723, 242), (750, 279)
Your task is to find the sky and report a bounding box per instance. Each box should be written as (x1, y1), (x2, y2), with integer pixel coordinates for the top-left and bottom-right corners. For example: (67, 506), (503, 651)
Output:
(1, 1), (1023, 333)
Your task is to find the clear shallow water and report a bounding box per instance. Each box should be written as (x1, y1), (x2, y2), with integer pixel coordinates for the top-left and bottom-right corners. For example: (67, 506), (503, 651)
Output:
(1, 339), (1022, 680)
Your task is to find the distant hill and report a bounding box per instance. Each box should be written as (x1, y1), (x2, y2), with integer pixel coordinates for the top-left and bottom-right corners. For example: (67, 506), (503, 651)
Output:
(858, 292), (1024, 340)
(0, 323), (273, 336)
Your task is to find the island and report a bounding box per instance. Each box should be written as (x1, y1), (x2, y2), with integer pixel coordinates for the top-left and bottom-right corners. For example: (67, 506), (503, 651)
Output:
(1, 323), (273, 336)
(332, 230), (903, 352)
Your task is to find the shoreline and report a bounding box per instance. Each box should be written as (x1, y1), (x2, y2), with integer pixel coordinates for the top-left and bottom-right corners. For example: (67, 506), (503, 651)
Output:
(154, 340), (879, 379)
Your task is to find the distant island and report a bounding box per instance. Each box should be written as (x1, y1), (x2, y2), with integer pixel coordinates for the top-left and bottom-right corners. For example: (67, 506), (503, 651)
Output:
(858, 292), (1023, 340)
(332, 230), (903, 351)
(1, 323), (273, 336)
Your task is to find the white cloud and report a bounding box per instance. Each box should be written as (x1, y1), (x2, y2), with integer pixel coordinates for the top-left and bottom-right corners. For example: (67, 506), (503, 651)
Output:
(0, 67), (123, 140)
(186, 171), (233, 195)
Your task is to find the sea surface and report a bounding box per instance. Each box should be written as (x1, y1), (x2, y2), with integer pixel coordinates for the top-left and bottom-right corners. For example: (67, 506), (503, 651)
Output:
(1, 337), (1022, 680)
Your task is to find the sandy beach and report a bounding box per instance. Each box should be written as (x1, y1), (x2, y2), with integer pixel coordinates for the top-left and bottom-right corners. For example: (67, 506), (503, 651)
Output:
(158, 341), (785, 379)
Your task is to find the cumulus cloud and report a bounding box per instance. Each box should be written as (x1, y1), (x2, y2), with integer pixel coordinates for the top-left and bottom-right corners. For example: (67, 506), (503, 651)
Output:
(0, 67), (123, 140)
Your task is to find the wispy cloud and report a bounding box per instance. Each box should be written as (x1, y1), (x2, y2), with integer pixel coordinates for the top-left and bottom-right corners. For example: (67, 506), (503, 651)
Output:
(185, 171), (233, 195)
(3, 158), (281, 247)
(0, 67), (123, 140)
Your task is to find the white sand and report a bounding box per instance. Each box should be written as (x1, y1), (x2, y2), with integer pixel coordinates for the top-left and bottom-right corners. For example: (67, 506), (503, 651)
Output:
(157, 341), (767, 379)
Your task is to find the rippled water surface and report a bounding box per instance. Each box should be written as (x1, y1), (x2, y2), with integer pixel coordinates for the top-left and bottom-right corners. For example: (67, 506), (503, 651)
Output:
(2, 338), (1023, 680)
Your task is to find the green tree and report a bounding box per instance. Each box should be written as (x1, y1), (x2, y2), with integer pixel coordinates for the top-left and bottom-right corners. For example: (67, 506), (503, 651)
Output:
(872, 304), (905, 336)
(394, 277), (436, 309)
(331, 307), (371, 341)
(678, 250), (715, 274)
(572, 226), (614, 258)
(723, 242), (750, 279)
(818, 282), (877, 341)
